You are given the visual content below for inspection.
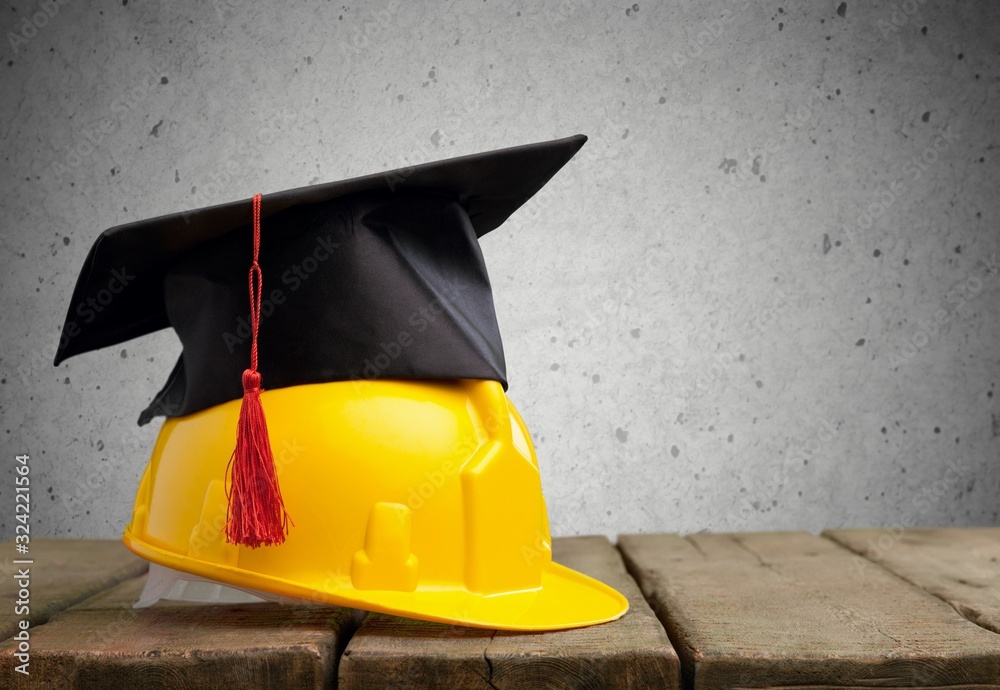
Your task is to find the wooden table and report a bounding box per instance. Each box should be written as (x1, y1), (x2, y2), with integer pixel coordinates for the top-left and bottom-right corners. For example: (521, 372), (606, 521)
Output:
(1, 529), (998, 688)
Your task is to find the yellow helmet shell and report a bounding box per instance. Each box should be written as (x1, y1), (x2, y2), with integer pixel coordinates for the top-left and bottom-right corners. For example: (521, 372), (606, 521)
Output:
(123, 379), (627, 630)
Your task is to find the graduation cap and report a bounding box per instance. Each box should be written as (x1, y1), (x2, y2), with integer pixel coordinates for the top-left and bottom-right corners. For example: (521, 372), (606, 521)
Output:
(54, 133), (587, 548)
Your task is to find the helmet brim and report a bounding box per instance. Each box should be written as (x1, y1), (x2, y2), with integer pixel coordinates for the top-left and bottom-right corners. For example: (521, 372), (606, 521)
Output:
(124, 527), (628, 631)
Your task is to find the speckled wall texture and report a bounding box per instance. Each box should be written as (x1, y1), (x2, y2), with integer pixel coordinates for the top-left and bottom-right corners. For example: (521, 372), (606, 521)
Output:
(1, 1), (997, 542)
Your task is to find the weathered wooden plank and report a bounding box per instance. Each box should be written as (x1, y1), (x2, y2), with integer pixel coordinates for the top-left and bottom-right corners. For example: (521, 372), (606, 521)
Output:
(618, 531), (1000, 689)
(338, 535), (680, 689)
(340, 616), (496, 690)
(0, 539), (148, 642)
(825, 527), (1000, 635)
(0, 569), (362, 689)
(487, 536), (680, 689)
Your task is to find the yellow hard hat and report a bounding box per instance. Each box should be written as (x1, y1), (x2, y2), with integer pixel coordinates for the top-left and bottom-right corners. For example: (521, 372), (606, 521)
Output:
(123, 378), (627, 630)
(54, 135), (628, 629)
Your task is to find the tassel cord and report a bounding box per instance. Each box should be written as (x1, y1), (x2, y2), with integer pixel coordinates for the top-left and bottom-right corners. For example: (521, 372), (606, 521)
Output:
(224, 192), (292, 548)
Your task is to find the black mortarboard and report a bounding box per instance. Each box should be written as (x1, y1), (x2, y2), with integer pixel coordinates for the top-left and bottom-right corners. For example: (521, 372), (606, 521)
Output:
(54, 134), (587, 426)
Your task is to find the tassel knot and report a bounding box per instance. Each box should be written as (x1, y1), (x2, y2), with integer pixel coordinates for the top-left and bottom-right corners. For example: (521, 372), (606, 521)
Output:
(242, 369), (262, 391)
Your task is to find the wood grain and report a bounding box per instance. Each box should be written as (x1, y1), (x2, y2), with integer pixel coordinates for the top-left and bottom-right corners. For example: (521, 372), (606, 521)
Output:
(0, 570), (362, 689)
(338, 535), (680, 689)
(825, 527), (1000, 635)
(618, 531), (1000, 689)
(0, 539), (148, 642)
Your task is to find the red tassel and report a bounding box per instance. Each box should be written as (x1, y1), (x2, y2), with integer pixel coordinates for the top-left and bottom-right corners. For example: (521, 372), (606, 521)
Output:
(225, 193), (291, 548)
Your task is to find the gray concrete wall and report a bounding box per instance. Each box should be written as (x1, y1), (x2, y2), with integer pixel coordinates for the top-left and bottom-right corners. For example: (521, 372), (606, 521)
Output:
(1, 0), (997, 542)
